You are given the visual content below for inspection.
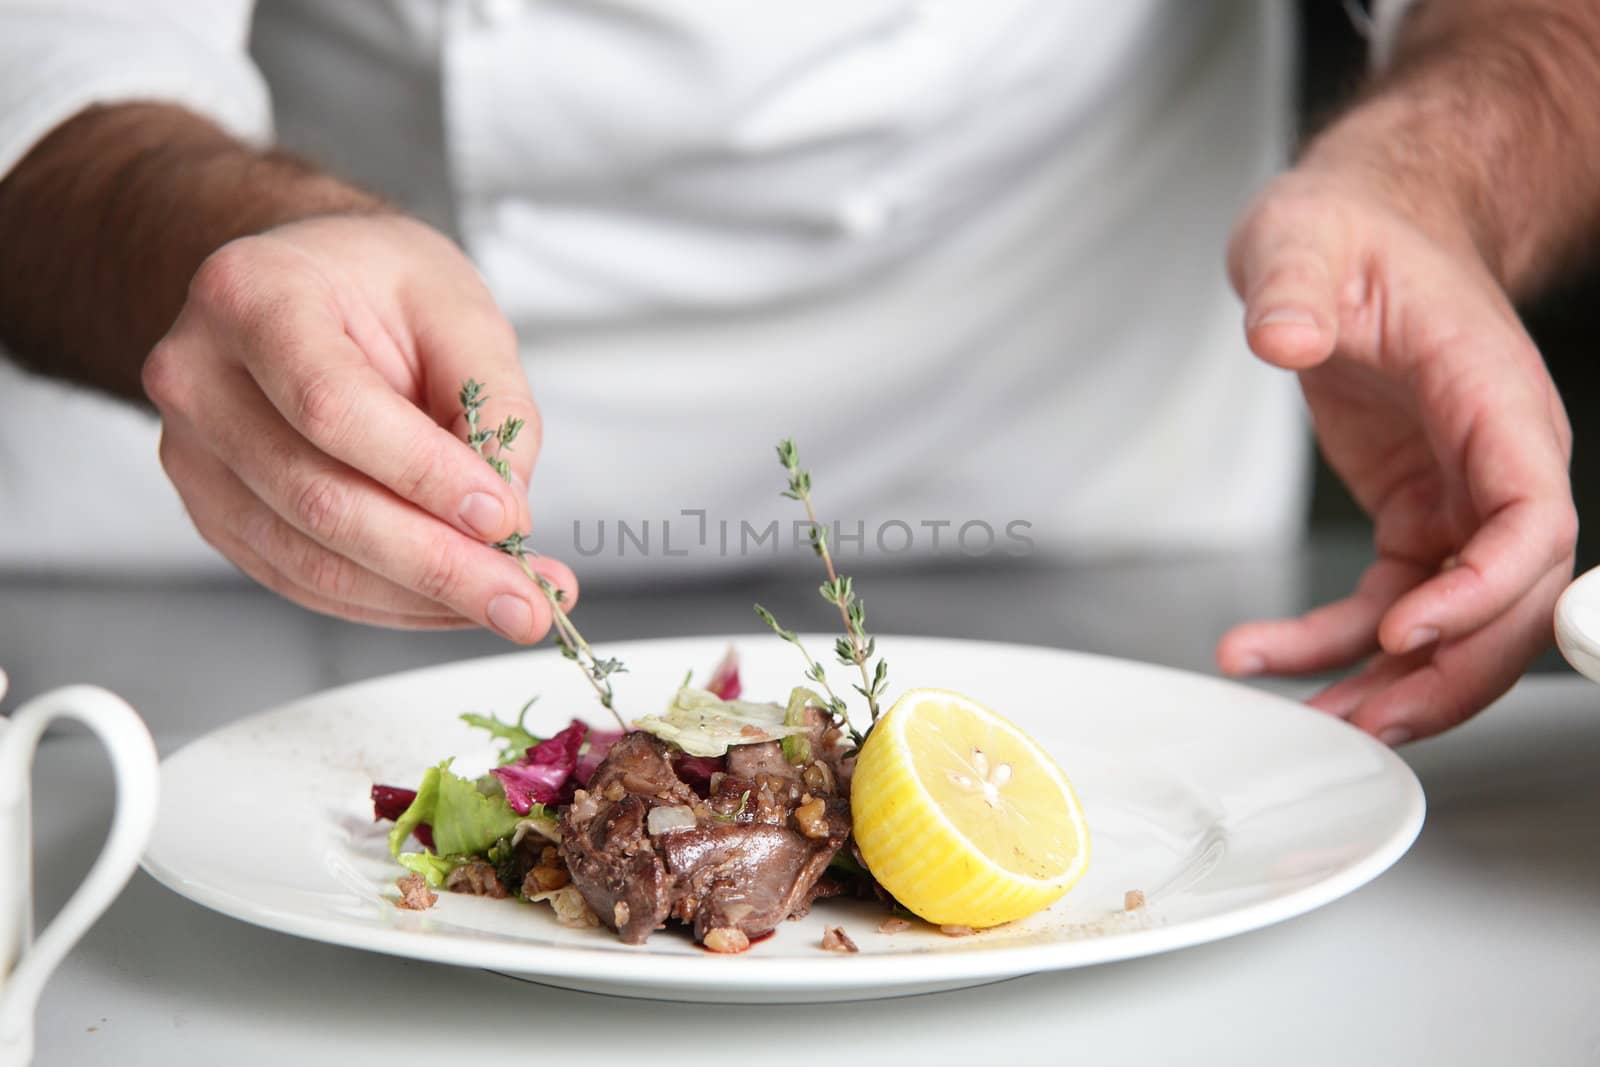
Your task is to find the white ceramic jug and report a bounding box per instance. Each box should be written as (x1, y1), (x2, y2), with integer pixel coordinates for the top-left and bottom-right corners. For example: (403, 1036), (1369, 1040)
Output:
(0, 670), (158, 1067)
(1555, 566), (1600, 683)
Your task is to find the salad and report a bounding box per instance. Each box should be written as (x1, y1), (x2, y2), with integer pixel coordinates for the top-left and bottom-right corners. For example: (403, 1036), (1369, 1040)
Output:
(375, 648), (865, 952)
(372, 400), (1089, 952)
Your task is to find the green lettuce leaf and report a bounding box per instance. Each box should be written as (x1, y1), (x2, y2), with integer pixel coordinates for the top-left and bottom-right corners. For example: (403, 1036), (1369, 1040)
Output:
(780, 686), (825, 765)
(386, 760), (521, 858)
(431, 762), (521, 856)
(388, 766), (441, 857)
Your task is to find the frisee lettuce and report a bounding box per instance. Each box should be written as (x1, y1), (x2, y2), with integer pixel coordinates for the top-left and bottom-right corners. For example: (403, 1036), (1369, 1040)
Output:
(632, 686), (808, 758)
(461, 700), (541, 765)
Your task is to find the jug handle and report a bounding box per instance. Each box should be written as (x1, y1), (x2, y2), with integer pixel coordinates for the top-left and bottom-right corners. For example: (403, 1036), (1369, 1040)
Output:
(0, 686), (159, 1066)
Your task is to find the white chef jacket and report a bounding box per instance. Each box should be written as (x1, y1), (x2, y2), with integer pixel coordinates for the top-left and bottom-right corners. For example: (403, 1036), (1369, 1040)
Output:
(0, 1), (1403, 580)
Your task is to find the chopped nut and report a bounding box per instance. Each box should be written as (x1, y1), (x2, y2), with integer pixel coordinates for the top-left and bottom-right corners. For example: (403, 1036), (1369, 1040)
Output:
(613, 901), (631, 928)
(802, 761), (835, 795)
(528, 865), (570, 892)
(567, 788), (599, 822)
(821, 926), (859, 953)
(602, 780), (626, 802)
(758, 774), (797, 799)
(939, 924), (977, 937)
(793, 795), (829, 840)
(703, 927), (751, 953)
(877, 917), (913, 934)
(1124, 889), (1146, 911)
(394, 873), (436, 911)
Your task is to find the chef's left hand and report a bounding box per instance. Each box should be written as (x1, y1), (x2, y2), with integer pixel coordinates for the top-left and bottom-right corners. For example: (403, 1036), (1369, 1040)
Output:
(1215, 168), (1577, 744)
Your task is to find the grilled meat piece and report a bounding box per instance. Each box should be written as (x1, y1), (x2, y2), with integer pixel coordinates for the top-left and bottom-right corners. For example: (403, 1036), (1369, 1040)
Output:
(725, 740), (797, 782)
(561, 790), (675, 944)
(559, 729), (851, 948)
(792, 873), (848, 919)
(658, 812), (847, 940)
(559, 732), (695, 942)
(587, 731), (699, 805)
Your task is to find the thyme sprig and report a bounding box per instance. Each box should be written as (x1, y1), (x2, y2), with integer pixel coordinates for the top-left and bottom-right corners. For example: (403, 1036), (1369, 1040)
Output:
(755, 439), (889, 746)
(753, 603), (853, 727)
(459, 380), (627, 731)
(709, 788), (752, 823)
(461, 379), (525, 483)
(778, 439), (889, 721)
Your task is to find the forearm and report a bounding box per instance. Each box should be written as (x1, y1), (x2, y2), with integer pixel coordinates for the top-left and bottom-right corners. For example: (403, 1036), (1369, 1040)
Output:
(1300, 0), (1600, 299)
(0, 103), (384, 402)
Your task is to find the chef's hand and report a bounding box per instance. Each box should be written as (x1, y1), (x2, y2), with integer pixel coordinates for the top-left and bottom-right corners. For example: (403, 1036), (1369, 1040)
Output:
(1215, 170), (1576, 744)
(141, 213), (576, 639)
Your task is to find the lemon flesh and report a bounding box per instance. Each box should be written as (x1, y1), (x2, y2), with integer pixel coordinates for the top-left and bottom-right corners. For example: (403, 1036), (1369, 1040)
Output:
(850, 688), (1089, 928)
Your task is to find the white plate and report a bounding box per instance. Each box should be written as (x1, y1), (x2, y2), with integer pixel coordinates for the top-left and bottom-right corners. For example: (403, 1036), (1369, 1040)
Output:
(142, 635), (1424, 1003)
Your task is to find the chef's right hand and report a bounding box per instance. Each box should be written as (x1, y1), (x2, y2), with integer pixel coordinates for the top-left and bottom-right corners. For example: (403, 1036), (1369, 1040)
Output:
(140, 212), (577, 639)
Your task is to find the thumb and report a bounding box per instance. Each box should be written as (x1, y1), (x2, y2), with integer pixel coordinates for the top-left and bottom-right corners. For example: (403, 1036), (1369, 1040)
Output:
(1227, 193), (1345, 371)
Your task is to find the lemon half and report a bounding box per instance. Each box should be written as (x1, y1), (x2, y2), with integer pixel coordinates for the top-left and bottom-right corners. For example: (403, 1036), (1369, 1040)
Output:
(850, 688), (1089, 927)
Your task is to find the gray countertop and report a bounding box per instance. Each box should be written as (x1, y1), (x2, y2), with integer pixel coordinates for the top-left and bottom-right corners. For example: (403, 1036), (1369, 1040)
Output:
(6, 536), (1597, 1066)
(0, 534), (1378, 736)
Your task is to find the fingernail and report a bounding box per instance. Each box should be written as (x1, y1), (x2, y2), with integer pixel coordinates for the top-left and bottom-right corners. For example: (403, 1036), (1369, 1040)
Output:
(487, 594), (534, 642)
(1379, 726), (1413, 747)
(459, 492), (506, 539)
(1233, 654), (1266, 676)
(1399, 626), (1438, 653)
(1251, 308), (1317, 329)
